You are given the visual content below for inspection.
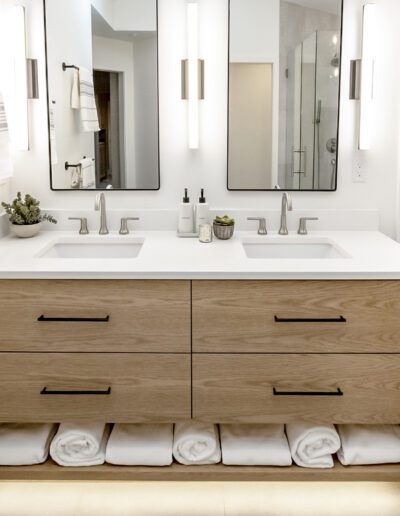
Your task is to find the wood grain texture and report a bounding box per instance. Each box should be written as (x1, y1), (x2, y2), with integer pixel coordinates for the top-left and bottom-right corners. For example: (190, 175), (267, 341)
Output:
(193, 354), (400, 423)
(0, 280), (190, 352)
(193, 280), (400, 353)
(0, 353), (190, 422)
(0, 460), (399, 482)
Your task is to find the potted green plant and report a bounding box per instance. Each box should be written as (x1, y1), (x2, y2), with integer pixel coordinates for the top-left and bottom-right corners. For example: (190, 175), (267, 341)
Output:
(1, 192), (57, 238)
(213, 215), (235, 240)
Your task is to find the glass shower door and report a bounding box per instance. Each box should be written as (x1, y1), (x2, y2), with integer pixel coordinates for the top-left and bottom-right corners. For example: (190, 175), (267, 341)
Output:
(285, 30), (340, 190)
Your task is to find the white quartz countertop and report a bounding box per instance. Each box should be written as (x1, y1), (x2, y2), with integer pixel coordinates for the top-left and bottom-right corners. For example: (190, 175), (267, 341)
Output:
(0, 230), (400, 279)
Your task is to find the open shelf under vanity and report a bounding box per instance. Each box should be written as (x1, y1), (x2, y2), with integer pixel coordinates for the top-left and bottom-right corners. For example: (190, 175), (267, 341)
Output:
(0, 461), (399, 482)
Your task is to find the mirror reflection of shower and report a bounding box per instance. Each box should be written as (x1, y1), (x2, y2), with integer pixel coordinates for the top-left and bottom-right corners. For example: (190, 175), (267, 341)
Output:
(284, 30), (340, 190)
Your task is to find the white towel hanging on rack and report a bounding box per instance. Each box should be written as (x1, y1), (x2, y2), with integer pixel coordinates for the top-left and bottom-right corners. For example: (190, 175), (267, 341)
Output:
(71, 67), (100, 133)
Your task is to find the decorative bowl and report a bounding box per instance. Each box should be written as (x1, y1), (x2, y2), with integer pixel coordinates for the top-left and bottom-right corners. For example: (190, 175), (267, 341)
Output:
(213, 223), (235, 240)
(11, 222), (42, 238)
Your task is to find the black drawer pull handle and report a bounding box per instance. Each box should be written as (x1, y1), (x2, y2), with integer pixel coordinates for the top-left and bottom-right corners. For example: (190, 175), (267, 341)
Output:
(274, 315), (346, 323)
(273, 387), (343, 397)
(40, 387), (111, 396)
(38, 315), (110, 323)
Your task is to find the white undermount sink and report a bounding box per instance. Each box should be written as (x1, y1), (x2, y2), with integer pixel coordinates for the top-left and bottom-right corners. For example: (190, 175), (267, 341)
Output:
(242, 237), (350, 259)
(38, 236), (144, 259)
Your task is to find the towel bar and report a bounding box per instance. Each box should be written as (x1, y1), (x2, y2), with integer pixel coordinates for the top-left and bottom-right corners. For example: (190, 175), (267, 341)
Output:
(62, 62), (79, 71)
(65, 161), (81, 170)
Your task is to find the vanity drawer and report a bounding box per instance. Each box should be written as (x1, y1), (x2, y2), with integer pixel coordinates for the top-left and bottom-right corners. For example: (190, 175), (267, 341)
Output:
(0, 353), (190, 422)
(0, 280), (190, 352)
(192, 280), (400, 353)
(193, 354), (400, 424)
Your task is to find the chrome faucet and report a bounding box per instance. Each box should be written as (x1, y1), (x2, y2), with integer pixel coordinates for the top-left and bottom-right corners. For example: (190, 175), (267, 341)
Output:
(278, 192), (293, 235)
(95, 193), (109, 235)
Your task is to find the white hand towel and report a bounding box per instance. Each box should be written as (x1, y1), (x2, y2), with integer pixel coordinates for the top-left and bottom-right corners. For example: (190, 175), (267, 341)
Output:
(220, 424), (292, 466)
(173, 422), (221, 465)
(70, 165), (81, 189)
(71, 69), (80, 109)
(337, 425), (400, 465)
(286, 422), (341, 468)
(80, 157), (96, 189)
(106, 424), (173, 466)
(74, 68), (100, 133)
(0, 91), (13, 179)
(50, 423), (110, 467)
(0, 423), (57, 466)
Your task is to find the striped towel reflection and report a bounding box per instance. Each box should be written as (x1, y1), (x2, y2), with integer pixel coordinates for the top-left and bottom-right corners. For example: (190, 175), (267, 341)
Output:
(0, 91), (13, 179)
(49, 102), (58, 165)
(71, 67), (100, 133)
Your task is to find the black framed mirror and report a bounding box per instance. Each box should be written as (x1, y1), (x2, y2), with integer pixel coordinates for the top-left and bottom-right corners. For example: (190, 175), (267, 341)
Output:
(44, 0), (160, 191)
(227, 0), (343, 191)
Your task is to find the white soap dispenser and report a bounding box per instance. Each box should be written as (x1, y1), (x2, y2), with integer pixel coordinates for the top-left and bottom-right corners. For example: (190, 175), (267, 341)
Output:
(178, 188), (194, 234)
(195, 189), (210, 232)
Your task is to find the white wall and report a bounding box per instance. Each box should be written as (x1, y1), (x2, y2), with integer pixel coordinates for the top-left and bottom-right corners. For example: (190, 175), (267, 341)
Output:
(91, 0), (156, 31)
(2, 0), (400, 239)
(133, 35), (159, 189)
(91, 0), (114, 26)
(113, 0), (156, 31)
(46, 0), (94, 188)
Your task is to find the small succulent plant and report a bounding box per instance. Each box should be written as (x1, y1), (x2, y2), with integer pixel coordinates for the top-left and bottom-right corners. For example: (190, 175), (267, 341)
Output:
(213, 215), (235, 226)
(1, 192), (57, 226)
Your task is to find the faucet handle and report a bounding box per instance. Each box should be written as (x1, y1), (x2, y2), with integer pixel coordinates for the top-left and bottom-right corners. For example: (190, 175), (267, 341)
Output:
(247, 217), (268, 235)
(68, 217), (89, 235)
(119, 217), (140, 235)
(298, 217), (319, 235)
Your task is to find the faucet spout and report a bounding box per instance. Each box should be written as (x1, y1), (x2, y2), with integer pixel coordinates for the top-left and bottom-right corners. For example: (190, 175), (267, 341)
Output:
(95, 193), (109, 235)
(278, 192), (293, 235)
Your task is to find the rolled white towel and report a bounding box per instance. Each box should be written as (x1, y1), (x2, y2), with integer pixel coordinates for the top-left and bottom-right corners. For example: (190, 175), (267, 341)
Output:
(50, 423), (111, 467)
(173, 422), (221, 465)
(0, 423), (57, 466)
(337, 425), (400, 465)
(220, 424), (292, 466)
(286, 422), (340, 468)
(106, 424), (173, 466)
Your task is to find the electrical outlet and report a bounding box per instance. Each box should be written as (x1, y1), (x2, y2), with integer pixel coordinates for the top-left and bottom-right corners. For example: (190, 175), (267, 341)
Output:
(352, 156), (367, 183)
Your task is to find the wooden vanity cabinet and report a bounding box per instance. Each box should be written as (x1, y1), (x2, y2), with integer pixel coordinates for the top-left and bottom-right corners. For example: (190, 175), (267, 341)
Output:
(0, 353), (190, 423)
(192, 280), (400, 426)
(193, 354), (400, 424)
(192, 280), (400, 353)
(0, 279), (192, 424)
(0, 280), (190, 353)
(1, 278), (400, 482)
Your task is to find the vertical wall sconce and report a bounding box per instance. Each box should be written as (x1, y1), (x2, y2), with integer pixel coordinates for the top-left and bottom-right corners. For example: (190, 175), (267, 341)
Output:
(359, 3), (377, 150)
(10, 5), (29, 151)
(182, 1), (204, 150)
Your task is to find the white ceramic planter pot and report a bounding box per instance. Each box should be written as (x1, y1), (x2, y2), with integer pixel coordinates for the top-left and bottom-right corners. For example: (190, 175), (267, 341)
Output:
(11, 222), (42, 238)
